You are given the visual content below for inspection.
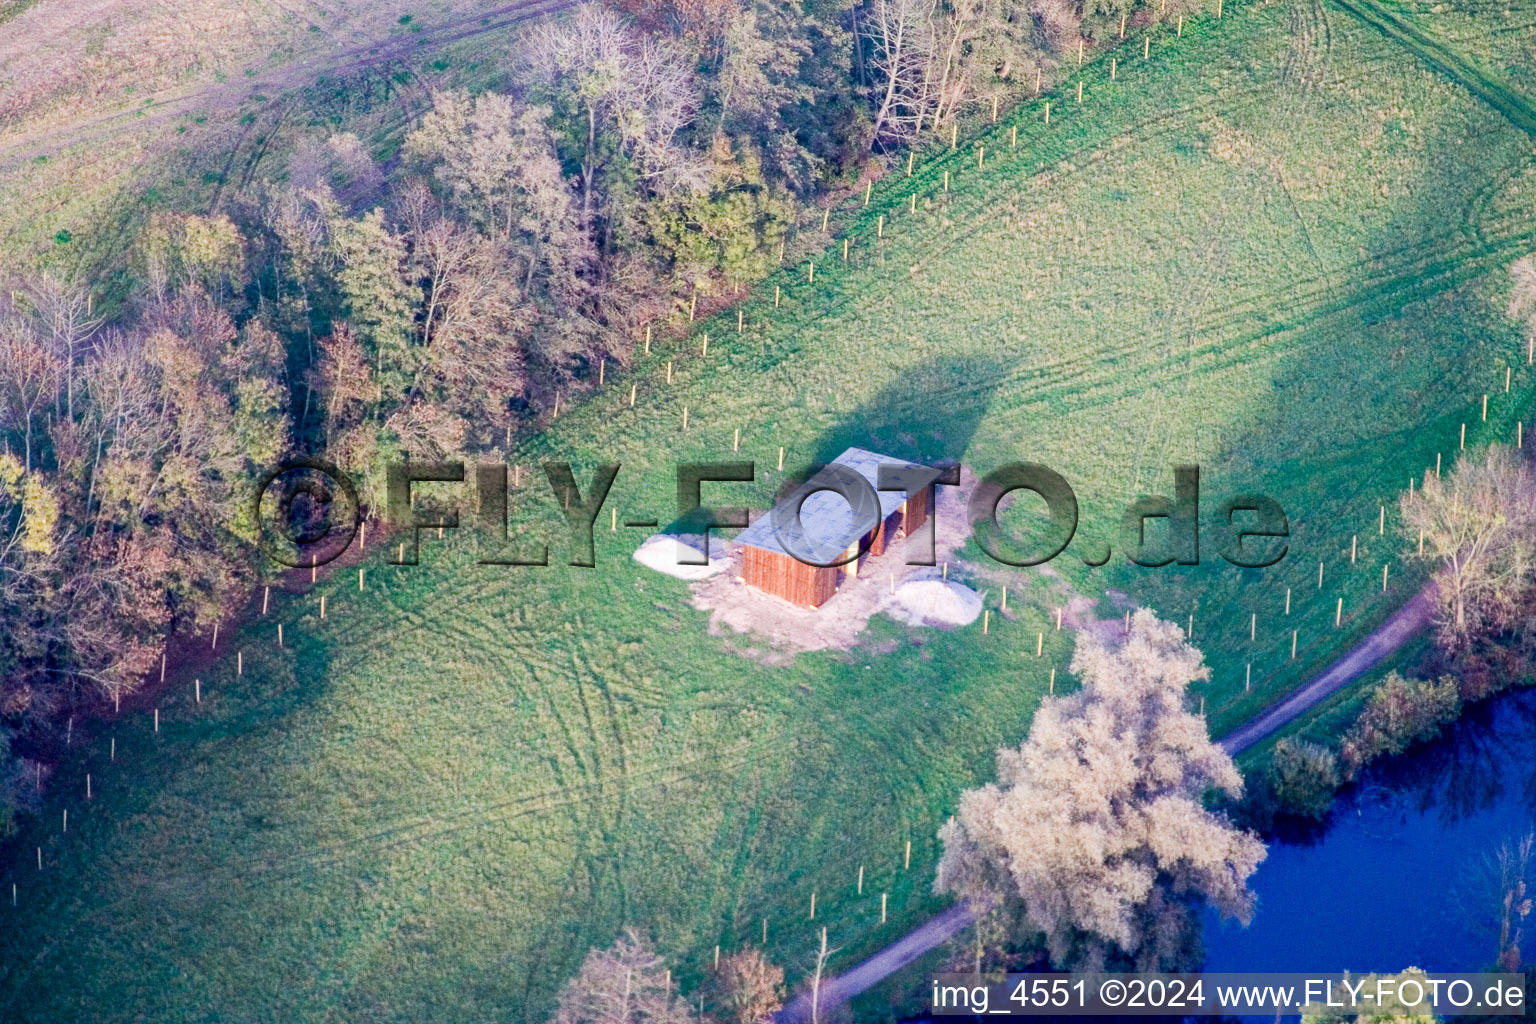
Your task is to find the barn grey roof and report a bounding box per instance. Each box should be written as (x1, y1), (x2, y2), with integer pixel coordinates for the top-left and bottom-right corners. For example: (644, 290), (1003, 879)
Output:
(734, 447), (927, 564)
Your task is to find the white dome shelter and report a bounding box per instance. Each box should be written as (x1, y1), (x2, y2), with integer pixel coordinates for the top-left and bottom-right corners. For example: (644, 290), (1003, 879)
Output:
(633, 534), (728, 580)
(886, 577), (982, 628)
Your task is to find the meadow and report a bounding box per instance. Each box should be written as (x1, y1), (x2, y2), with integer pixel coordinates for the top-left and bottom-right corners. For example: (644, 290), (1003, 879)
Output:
(0, 0), (549, 295)
(4, 0), (1536, 1020)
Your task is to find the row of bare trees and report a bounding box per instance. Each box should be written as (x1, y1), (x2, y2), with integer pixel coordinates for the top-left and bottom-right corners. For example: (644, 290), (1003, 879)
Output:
(855, 0), (1213, 145)
(860, 0), (1044, 144)
(552, 931), (785, 1024)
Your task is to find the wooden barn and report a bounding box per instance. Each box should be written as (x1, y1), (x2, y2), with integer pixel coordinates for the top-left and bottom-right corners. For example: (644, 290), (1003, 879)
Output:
(735, 447), (933, 609)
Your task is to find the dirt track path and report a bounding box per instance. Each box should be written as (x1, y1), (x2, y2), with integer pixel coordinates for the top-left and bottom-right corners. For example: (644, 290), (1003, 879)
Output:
(1219, 581), (1438, 754)
(0, 0), (574, 165)
(774, 580), (1440, 1022)
(776, 903), (977, 1024)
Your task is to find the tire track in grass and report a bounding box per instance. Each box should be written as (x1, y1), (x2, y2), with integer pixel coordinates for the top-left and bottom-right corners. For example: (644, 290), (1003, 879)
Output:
(0, 737), (783, 1015)
(1329, 0), (1536, 136)
(936, 159), (1536, 408)
(826, 212), (1536, 451)
(1461, 147), (1536, 250)
(565, 650), (631, 926)
(755, 79), (1529, 445)
(0, 0), (577, 163)
(773, 10), (1511, 381)
(104, 617), (736, 878)
(587, 663), (634, 925)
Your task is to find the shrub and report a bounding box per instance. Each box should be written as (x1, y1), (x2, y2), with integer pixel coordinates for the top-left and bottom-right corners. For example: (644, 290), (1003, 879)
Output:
(1268, 740), (1342, 821)
(1340, 672), (1462, 777)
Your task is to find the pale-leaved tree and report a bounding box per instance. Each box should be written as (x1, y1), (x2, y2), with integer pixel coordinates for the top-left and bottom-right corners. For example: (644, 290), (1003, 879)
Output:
(936, 609), (1265, 970)
(1400, 444), (1536, 647)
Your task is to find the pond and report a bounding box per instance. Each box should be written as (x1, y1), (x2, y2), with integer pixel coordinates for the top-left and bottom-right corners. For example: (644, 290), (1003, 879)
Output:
(1207, 688), (1536, 973)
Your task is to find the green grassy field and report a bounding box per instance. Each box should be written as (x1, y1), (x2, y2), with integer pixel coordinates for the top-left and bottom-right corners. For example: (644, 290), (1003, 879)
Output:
(0, 3), (528, 302)
(5, 0), (1536, 1020)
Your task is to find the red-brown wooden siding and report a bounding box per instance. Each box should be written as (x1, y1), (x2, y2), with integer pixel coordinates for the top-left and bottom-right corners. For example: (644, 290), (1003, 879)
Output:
(903, 489), (930, 538)
(741, 545), (840, 608)
(741, 486), (936, 607)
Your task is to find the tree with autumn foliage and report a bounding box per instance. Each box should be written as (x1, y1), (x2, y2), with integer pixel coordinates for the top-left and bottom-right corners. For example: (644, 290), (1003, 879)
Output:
(0, 276), (289, 835)
(709, 949), (784, 1024)
(553, 930), (704, 1024)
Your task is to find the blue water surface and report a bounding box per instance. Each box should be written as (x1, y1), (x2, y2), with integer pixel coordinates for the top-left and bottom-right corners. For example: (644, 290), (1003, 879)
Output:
(1207, 689), (1536, 974)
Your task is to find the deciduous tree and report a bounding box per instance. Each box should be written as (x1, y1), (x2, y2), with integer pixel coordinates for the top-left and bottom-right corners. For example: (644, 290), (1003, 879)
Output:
(709, 949), (784, 1024)
(1338, 671), (1461, 776)
(936, 609), (1265, 970)
(1400, 444), (1536, 647)
(553, 929), (700, 1024)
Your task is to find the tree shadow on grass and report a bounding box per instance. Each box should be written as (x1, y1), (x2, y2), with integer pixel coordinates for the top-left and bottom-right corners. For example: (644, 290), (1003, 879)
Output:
(808, 354), (1008, 469)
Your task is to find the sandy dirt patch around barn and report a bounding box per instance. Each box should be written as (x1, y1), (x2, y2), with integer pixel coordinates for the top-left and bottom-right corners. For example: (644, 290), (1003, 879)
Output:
(683, 460), (1141, 664)
(688, 467), (980, 662)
